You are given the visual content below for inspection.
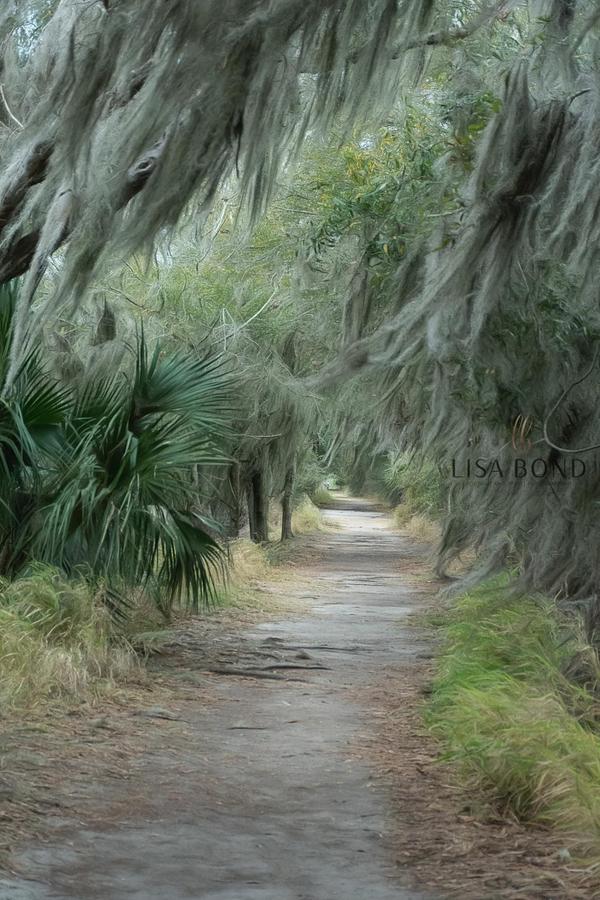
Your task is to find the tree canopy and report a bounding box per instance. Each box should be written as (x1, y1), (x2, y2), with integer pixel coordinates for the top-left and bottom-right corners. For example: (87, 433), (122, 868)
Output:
(1, 0), (600, 613)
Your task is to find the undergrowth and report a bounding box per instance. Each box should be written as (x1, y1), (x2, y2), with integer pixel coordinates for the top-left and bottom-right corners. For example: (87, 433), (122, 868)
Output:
(0, 567), (136, 709)
(268, 494), (325, 536)
(217, 496), (323, 607)
(291, 496), (325, 533)
(428, 575), (600, 871)
(311, 484), (335, 507)
(1, 502), (322, 709)
(385, 453), (443, 541)
(213, 539), (271, 608)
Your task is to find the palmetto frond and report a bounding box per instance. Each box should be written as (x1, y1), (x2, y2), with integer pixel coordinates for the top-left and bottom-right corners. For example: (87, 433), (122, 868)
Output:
(132, 333), (234, 436)
(0, 282), (233, 612)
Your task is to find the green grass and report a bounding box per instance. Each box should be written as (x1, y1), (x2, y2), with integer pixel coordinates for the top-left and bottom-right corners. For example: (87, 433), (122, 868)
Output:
(428, 575), (600, 867)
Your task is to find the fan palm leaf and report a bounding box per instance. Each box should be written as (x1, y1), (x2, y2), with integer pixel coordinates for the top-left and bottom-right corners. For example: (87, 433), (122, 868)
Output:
(0, 283), (234, 612)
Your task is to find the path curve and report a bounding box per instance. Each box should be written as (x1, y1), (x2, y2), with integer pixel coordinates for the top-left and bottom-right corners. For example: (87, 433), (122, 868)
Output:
(1, 498), (435, 900)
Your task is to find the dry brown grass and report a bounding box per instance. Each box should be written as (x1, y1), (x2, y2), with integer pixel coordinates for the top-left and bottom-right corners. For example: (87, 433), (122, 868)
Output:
(399, 512), (442, 543)
(267, 495), (325, 537)
(0, 572), (140, 712)
(291, 497), (325, 533)
(392, 504), (442, 543)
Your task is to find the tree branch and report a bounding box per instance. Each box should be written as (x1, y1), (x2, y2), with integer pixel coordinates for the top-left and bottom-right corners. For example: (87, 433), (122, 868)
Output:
(0, 84), (23, 130)
(0, 141), (54, 234)
(0, 135), (168, 286)
(392, 1), (515, 58)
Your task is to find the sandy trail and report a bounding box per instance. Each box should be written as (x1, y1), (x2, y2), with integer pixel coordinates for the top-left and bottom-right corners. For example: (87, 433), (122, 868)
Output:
(0, 498), (434, 900)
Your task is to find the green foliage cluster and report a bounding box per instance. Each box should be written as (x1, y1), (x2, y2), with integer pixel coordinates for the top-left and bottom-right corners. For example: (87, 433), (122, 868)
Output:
(310, 484), (336, 508)
(294, 19), (600, 607)
(105, 154), (346, 543)
(307, 114), (446, 272)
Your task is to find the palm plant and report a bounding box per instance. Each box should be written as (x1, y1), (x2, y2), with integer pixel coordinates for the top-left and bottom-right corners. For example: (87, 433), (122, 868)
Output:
(0, 283), (233, 612)
(0, 283), (71, 573)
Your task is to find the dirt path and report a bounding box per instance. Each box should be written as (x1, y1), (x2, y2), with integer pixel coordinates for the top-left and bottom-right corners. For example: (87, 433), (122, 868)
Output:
(0, 498), (436, 900)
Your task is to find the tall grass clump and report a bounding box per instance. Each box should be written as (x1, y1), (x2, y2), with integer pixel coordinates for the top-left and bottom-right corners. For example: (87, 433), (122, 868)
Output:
(213, 499), (322, 609)
(291, 496), (323, 533)
(428, 576), (600, 867)
(0, 567), (136, 708)
(311, 484), (335, 507)
(212, 539), (271, 609)
(268, 495), (324, 535)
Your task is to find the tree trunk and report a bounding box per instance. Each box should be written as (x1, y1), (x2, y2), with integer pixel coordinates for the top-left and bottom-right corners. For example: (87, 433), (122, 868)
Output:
(247, 469), (269, 543)
(281, 464), (295, 541)
(228, 462), (245, 538)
